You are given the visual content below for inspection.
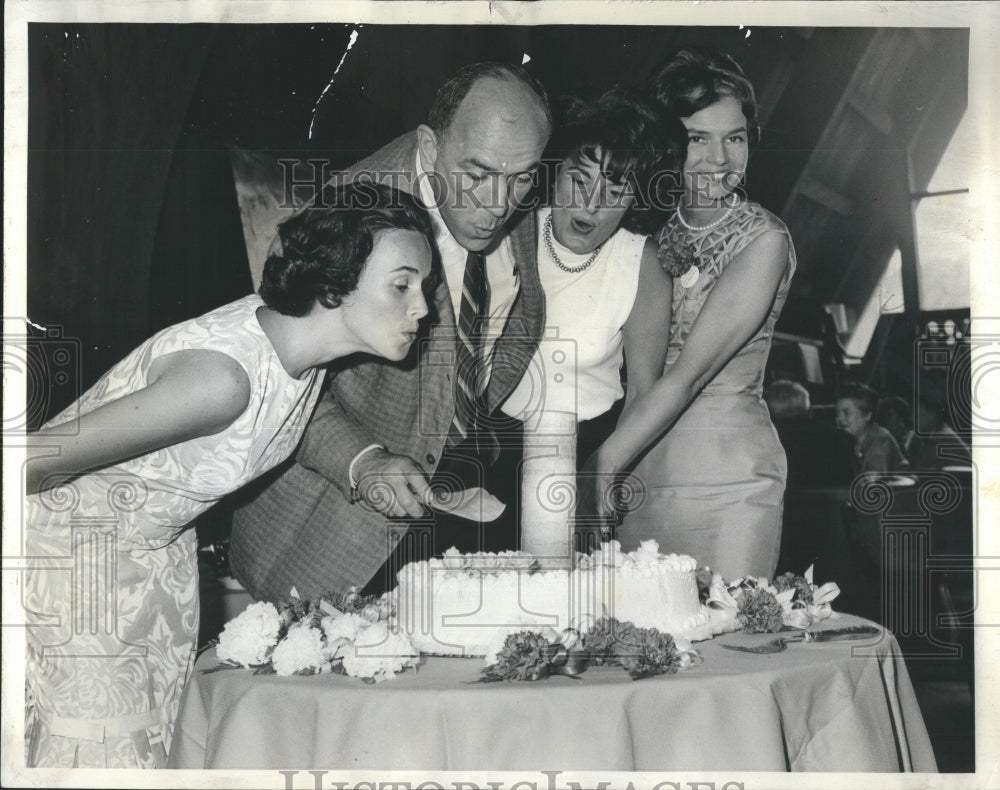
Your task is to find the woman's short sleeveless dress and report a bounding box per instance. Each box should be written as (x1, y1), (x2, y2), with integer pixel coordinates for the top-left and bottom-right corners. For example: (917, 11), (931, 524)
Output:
(23, 294), (323, 768)
(617, 201), (796, 581)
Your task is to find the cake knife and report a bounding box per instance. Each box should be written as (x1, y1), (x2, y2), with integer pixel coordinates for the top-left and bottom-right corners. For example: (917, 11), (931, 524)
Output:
(427, 486), (506, 522)
(722, 625), (882, 653)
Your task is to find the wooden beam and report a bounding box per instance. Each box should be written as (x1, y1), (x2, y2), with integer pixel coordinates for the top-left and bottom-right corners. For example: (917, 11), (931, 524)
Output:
(892, 147), (922, 316)
(752, 29), (876, 214)
(797, 177), (855, 216)
(846, 95), (894, 136)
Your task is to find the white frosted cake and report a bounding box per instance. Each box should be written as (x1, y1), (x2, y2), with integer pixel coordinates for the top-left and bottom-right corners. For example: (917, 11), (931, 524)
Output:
(392, 540), (716, 657)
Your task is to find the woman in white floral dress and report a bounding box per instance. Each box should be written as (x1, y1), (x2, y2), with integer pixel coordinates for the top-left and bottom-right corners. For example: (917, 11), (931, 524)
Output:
(23, 183), (434, 768)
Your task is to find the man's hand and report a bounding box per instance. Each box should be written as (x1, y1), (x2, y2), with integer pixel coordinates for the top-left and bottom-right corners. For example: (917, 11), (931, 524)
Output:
(354, 449), (431, 518)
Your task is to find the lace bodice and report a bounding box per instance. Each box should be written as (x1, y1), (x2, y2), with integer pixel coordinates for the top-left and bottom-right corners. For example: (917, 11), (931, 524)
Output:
(655, 200), (796, 397)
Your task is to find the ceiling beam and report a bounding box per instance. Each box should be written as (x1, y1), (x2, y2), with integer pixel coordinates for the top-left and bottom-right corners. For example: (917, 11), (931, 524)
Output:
(797, 177), (855, 216)
(846, 95), (894, 136)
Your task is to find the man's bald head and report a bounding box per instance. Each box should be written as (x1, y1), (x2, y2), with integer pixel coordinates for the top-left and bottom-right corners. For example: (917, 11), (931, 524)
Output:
(417, 62), (552, 251)
(427, 62), (551, 136)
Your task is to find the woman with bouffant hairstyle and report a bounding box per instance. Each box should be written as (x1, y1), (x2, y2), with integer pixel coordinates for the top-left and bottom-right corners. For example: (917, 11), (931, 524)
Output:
(501, 86), (680, 470)
(585, 49), (797, 582)
(23, 183), (433, 768)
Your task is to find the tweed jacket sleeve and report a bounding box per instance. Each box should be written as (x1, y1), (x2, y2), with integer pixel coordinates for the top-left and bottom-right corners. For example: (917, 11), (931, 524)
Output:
(292, 133), (444, 494)
(295, 378), (384, 498)
(290, 131), (543, 490)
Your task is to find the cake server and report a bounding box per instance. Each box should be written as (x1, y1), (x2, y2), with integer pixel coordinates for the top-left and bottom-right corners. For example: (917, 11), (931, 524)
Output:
(722, 624), (882, 654)
(427, 486), (506, 522)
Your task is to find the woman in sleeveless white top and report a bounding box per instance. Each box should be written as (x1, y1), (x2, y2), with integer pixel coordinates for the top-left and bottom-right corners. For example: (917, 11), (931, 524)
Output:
(22, 185), (435, 768)
(586, 50), (796, 581)
(497, 88), (682, 563)
(502, 208), (654, 423)
(501, 87), (679, 449)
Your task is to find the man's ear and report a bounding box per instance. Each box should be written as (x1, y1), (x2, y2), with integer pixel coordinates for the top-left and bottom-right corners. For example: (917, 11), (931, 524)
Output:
(416, 124), (439, 170)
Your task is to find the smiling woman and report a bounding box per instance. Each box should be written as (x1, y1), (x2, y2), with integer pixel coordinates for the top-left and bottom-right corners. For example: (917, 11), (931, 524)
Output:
(585, 49), (798, 583)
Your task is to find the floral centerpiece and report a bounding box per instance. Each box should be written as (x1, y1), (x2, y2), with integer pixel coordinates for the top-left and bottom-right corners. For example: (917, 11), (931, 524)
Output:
(207, 589), (419, 683)
(702, 565), (841, 633)
(479, 618), (702, 683)
(206, 559), (844, 686)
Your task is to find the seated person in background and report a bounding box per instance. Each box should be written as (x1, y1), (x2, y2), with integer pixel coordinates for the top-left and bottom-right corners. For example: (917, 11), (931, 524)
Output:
(835, 382), (909, 474)
(875, 395), (917, 461)
(910, 394), (972, 470)
(764, 379), (854, 487)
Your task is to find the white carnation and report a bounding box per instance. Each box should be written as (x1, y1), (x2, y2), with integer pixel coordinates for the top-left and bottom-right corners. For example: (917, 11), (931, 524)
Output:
(271, 622), (329, 676)
(321, 612), (370, 658)
(340, 622), (418, 682)
(216, 601), (282, 666)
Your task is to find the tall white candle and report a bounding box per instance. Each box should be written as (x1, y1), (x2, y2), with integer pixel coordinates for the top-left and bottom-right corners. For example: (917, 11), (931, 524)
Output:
(521, 409), (577, 568)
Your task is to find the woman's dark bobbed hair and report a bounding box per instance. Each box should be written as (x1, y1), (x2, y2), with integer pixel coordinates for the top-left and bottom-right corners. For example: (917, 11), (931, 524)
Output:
(648, 47), (761, 146)
(260, 182), (434, 317)
(546, 85), (687, 234)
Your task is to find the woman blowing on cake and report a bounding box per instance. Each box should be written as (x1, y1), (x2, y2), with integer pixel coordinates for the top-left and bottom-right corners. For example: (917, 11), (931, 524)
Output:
(498, 86), (680, 558)
(23, 184), (434, 768)
(500, 87), (679, 466)
(584, 49), (797, 581)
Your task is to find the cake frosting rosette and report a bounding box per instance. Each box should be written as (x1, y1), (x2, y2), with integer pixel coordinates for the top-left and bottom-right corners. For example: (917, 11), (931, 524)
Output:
(208, 547), (844, 685)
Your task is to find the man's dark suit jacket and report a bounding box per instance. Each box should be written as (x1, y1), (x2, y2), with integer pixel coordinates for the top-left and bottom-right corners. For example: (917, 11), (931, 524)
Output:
(229, 132), (545, 602)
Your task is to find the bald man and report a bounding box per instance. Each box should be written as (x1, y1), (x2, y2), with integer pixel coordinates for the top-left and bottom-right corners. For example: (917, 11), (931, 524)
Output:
(230, 63), (551, 602)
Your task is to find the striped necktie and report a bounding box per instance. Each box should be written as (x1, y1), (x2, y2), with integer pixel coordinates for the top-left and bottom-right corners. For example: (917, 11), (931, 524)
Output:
(449, 250), (490, 448)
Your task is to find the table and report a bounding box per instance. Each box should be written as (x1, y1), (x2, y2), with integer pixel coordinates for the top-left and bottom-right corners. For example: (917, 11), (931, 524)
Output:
(168, 615), (937, 772)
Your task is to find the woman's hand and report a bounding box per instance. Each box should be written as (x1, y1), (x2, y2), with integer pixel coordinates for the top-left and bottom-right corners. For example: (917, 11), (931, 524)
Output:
(576, 450), (618, 525)
(598, 227), (790, 472)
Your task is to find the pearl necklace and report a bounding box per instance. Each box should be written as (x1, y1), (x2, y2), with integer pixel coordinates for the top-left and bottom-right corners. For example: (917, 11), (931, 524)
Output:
(676, 198), (740, 232)
(543, 213), (604, 274)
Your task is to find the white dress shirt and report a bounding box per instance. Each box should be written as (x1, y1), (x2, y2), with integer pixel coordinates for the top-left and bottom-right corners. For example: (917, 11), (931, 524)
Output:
(415, 151), (520, 373)
(347, 153), (523, 487)
(501, 208), (645, 421)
